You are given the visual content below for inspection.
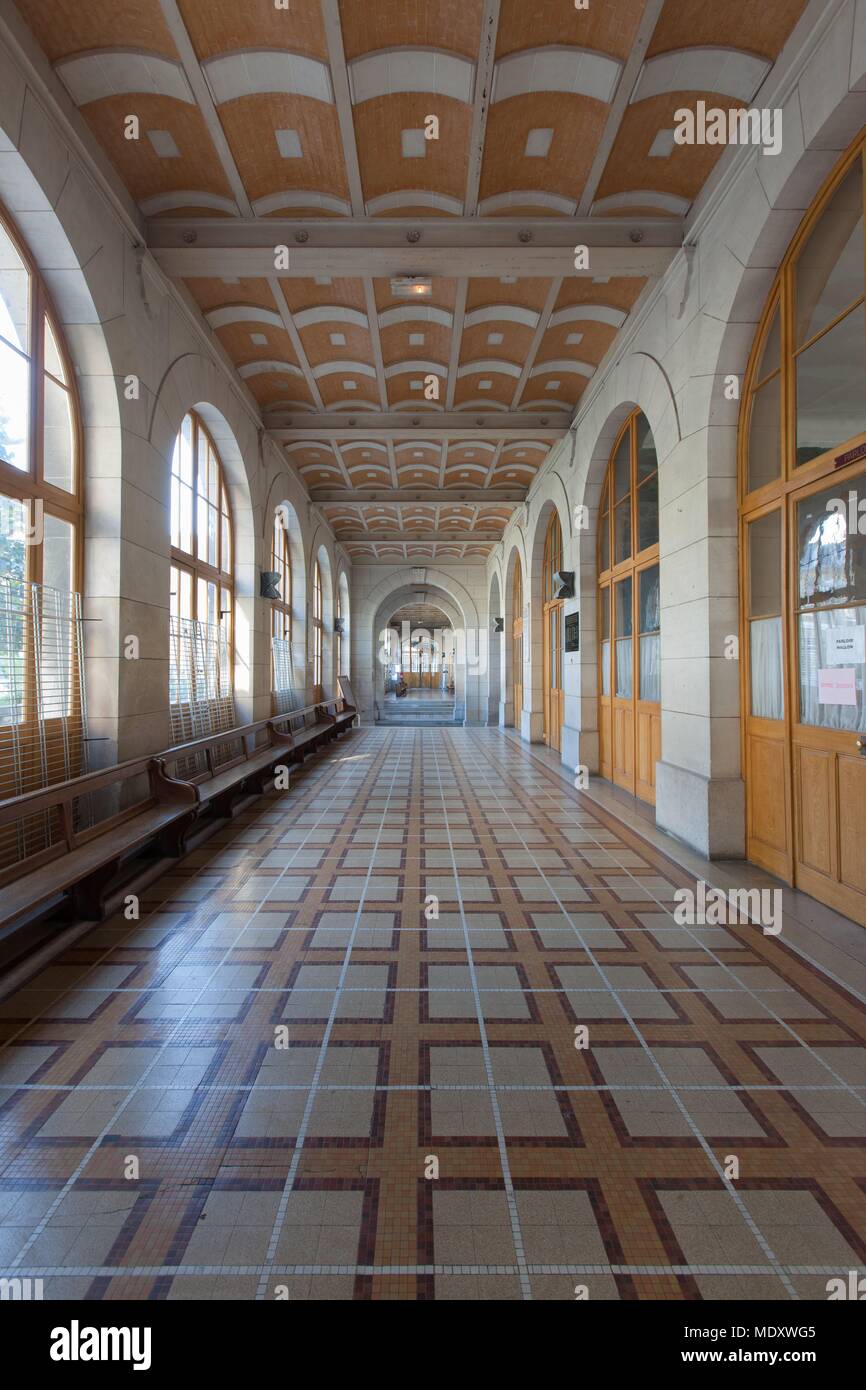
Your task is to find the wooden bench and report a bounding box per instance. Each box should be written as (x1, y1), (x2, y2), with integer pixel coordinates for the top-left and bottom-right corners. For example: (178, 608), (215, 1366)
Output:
(0, 693), (357, 932)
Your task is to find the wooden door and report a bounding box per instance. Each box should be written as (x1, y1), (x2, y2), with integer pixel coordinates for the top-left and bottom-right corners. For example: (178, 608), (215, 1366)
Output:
(543, 599), (564, 751)
(611, 575), (635, 792)
(790, 473), (866, 925)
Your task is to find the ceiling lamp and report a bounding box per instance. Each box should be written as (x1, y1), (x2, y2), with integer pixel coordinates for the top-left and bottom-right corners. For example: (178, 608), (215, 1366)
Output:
(390, 276), (432, 298)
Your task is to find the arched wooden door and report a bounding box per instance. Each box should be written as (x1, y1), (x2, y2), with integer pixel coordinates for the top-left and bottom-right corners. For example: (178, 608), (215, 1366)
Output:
(740, 137), (866, 927)
(597, 409), (661, 802)
(542, 512), (564, 752)
(512, 558), (524, 725)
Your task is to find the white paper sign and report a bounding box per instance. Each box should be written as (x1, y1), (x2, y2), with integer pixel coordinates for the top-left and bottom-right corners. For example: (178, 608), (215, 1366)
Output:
(825, 627), (866, 665)
(818, 667), (858, 705)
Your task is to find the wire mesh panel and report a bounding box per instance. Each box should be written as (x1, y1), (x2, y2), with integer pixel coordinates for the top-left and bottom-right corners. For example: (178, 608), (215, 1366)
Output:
(169, 614), (237, 773)
(0, 577), (88, 868)
(271, 636), (297, 715)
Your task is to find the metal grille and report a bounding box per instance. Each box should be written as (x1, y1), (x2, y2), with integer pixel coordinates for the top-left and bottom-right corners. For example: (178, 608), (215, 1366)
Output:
(169, 614), (237, 773)
(271, 635), (297, 714)
(0, 577), (89, 867)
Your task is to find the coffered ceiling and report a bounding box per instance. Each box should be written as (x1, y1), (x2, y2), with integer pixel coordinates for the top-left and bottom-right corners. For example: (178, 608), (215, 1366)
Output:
(14, 0), (808, 559)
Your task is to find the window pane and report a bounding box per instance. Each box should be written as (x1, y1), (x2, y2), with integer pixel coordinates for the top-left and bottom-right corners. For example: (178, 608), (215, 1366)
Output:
(599, 511), (610, 571)
(0, 494), (28, 583)
(756, 305), (780, 381)
(179, 413), (193, 484)
(635, 413), (657, 481)
(798, 604), (866, 729)
(795, 305), (866, 465)
(637, 473), (658, 550)
(615, 576), (633, 698)
(749, 511), (782, 616)
(614, 497), (631, 564)
(638, 565), (660, 703)
(0, 221), (29, 353)
(613, 431), (630, 501)
(639, 565), (660, 634)
(750, 616), (784, 719)
(43, 375), (74, 491)
(207, 503), (217, 567)
(0, 336), (30, 471)
(43, 316), (67, 383)
(796, 161), (864, 347)
(747, 373), (781, 491)
(42, 512), (74, 593)
(197, 495), (208, 561)
(798, 481), (866, 608)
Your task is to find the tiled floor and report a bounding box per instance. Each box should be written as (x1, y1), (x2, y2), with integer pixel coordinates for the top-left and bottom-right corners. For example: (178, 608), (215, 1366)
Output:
(1, 727), (865, 1301)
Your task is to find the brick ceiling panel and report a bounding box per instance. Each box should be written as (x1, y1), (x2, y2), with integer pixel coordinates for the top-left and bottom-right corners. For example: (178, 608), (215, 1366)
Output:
(379, 322), (453, 371)
(79, 96), (232, 206)
(297, 320), (374, 370)
(339, 0), (484, 61)
(316, 373), (380, 409)
(213, 322), (298, 366)
(353, 97), (472, 209)
(283, 279), (368, 314)
(177, 0), (328, 62)
(495, 0), (646, 62)
(184, 278), (281, 314)
(386, 372), (449, 411)
(647, 0), (808, 60)
(458, 322), (534, 368)
(538, 320), (618, 367)
(479, 94), (609, 214)
(245, 373), (316, 411)
(466, 279), (552, 312)
(452, 372), (518, 410)
(217, 95), (349, 209)
(14, 0), (178, 61)
(594, 90), (745, 213)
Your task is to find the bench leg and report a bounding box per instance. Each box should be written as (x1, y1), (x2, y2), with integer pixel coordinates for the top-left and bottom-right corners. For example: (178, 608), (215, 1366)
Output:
(71, 859), (121, 921)
(158, 810), (197, 857)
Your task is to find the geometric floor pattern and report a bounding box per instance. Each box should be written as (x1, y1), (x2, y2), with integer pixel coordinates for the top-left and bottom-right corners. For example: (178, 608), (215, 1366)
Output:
(1, 728), (865, 1300)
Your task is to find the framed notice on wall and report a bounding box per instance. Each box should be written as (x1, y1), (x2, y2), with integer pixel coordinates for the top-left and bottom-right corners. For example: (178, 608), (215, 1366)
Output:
(565, 612), (580, 653)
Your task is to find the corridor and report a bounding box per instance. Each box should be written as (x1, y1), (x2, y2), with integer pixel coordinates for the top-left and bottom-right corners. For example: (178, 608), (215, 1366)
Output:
(1, 728), (864, 1301)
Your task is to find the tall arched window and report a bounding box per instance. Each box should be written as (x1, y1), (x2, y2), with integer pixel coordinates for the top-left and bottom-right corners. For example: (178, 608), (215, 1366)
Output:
(0, 205), (84, 818)
(542, 511), (564, 750)
(312, 559), (323, 690)
(335, 581), (342, 680)
(739, 132), (866, 926)
(270, 507), (294, 705)
(169, 410), (234, 737)
(597, 408), (660, 803)
(512, 557), (523, 724)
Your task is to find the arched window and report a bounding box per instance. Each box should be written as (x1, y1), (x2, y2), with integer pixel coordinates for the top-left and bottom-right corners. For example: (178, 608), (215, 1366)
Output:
(597, 408), (660, 803)
(542, 511), (564, 750)
(270, 507), (294, 704)
(312, 559), (323, 690)
(0, 204), (84, 816)
(169, 410), (234, 736)
(512, 556), (524, 723)
(739, 132), (866, 924)
(335, 580), (342, 680)
(271, 508), (292, 643)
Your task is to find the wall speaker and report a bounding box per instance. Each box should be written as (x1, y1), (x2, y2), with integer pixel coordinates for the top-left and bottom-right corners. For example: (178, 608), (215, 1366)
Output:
(552, 570), (575, 599)
(260, 570), (281, 600)
(493, 616), (504, 633)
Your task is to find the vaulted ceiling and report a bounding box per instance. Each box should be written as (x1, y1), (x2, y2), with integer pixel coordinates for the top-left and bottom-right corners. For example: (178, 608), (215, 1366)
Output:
(15, 0), (808, 560)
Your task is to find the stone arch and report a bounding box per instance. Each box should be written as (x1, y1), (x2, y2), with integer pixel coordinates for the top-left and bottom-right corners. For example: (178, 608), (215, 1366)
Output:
(487, 570), (502, 725)
(311, 543), (334, 695)
(355, 568), (482, 724)
(264, 488), (308, 692)
(525, 495), (571, 742)
(502, 541), (526, 729)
